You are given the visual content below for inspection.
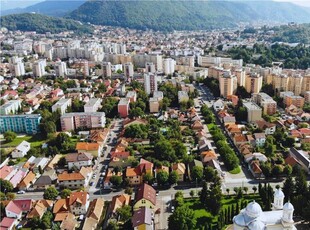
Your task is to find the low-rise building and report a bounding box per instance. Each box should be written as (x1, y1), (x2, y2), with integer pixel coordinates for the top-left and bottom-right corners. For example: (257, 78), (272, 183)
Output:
(243, 101), (262, 123)
(60, 112), (106, 131)
(0, 100), (21, 115)
(178, 91), (189, 103)
(58, 167), (92, 189)
(11, 140), (30, 158)
(126, 91), (137, 103)
(52, 98), (72, 115)
(76, 142), (102, 157)
(118, 98), (130, 118)
(134, 183), (156, 210)
(5, 199), (32, 219)
(84, 98), (102, 113)
(171, 163), (186, 182)
(65, 152), (93, 170)
(132, 207), (154, 230)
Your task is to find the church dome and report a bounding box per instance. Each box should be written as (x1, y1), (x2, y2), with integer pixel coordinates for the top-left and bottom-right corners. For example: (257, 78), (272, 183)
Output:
(245, 201), (263, 218)
(283, 201), (294, 211)
(248, 220), (265, 230)
(274, 188), (284, 198)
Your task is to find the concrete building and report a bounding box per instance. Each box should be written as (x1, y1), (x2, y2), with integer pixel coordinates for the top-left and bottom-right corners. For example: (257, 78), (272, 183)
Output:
(243, 101), (262, 123)
(144, 73), (158, 95)
(252, 93), (277, 115)
(219, 71), (237, 98)
(304, 91), (310, 103)
(118, 98), (130, 118)
(163, 58), (176, 75)
(288, 74), (303, 96)
(133, 54), (163, 71)
(52, 98), (72, 115)
(10, 57), (25, 77)
(198, 56), (242, 67)
(55, 61), (67, 77)
(245, 73), (262, 94)
(302, 75), (310, 94)
(178, 91), (189, 103)
(102, 62), (112, 78)
(124, 62), (134, 78)
(149, 91), (164, 113)
(0, 114), (41, 134)
(175, 55), (195, 67)
(145, 62), (156, 73)
(60, 112), (106, 131)
(0, 100), (21, 115)
(284, 95), (305, 108)
(126, 91), (137, 103)
(272, 74), (289, 95)
(84, 98), (102, 113)
(33, 59), (46, 77)
(235, 68), (246, 87)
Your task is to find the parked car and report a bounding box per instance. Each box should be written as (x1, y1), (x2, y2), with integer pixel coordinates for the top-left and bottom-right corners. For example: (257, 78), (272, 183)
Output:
(17, 190), (25, 194)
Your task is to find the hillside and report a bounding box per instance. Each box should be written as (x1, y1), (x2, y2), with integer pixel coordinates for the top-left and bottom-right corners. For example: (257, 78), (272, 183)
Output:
(1, 0), (86, 17)
(272, 24), (310, 44)
(0, 13), (93, 34)
(67, 0), (310, 31)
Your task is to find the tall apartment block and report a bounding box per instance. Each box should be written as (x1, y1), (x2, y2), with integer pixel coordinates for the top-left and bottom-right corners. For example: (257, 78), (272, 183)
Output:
(84, 98), (102, 113)
(252, 93), (277, 115)
(55, 61), (67, 77)
(102, 62), (112, 78)
(245, 73), (262, 94)
(0, 100), (21, 115)
(144, 73), (158, 95)
(33, 59), (46, 77)
(124, 62), (134, 78)
(9, 56), (25, 77)
(163, 58), (176, 75)
(52, 98), (72, 115)
(60, 112), (106, 131)
(118, 98), (130, 118)
(243, 101), (262, 123)
(0, 114), (41, 134)
(219, 71), (237, 98)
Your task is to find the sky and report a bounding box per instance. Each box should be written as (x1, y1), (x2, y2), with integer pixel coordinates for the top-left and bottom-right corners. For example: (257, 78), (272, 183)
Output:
(1, 0), (310, 11)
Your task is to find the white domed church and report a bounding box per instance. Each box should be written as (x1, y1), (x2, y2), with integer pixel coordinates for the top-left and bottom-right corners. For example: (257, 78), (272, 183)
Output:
(233, 188), (296, 230)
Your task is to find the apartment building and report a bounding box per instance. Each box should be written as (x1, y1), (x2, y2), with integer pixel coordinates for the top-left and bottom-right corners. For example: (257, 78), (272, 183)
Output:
(52, 98), (72, 115)
(124, 62), (134, 78)
(144, 73), (158, 95)
(133, 54), (163, 71)
(55, 61), (67, 77)
(304, 91), (310, 103)
(60, 112), (106, 131)
(102, 62), (112, 78)
(0, 100), (21, 115)
(118, 98), (130, 118)
(149, 91), (164, 113)
(219, 72), (237, 98)
(84, 98), (102, 113)
(0, 114), (41, 134)
(288, 74), (303, 96)
(145, 62), (156, 73)
(10, 56), (25, 77)
(163, 58), (176, 75)
(245, 73), (262, 94)
(243, 101), (262, 123)
(198, 56), (242, 67)
(272, 74), (289, 94)
(33, 59), (46, 77)
(175, 55), (195, 67)
(126, 91), (137, 103)
(252, 93), (277, 115)
(234, 68), (246, 87)
(284, 95), (305, 108)
(178, 91), (189, 103)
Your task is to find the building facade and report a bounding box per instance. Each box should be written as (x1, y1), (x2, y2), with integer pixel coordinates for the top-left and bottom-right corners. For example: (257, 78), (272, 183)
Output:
(0, 114), (41, 134)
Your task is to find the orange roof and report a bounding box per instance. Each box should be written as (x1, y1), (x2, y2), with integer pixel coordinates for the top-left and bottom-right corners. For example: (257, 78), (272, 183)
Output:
(69, 192), (88, 206)
(201, 150), (217, 158)
(76, 142), (100, 151)
(53, 199), (69, 214)
(172, 163), (186, 174)
(18, 171), (36, 188)
(27, 199), (53, 219)
(54, 212), (71, 222)
(87, 198), (104, 221)
(234, 134), (248, 143)
(285, 156), (298, 167)
(58, 171), (85, 181)
(250, 161), (262, 174)
(126, 167), (139, 177)
(109, 194), (131, 214)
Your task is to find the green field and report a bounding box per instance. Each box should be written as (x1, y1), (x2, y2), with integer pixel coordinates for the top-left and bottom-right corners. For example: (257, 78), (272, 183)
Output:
(1, 135), (45, 148)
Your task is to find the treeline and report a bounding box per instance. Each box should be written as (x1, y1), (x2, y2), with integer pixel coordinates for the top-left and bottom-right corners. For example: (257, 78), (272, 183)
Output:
(228, 43), (310, 69)
(0, 13), (93, 34)
(209, 126), (239, 171)
(272, 24), (310, 44)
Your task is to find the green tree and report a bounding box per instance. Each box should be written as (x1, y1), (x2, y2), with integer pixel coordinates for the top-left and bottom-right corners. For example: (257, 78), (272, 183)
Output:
(60, 189), (72, 199)
(116, 205), (131, 222)
(169, 171), (178, 185)
(110, 175), (122, 188)
(43, 187), (59, 200)
(3, 131), (17, 142)
(283, 165), (292, 176)
(129, 107), (144, 119)
(190, 190), (195, 198)
(156, 171), (169, 186)
(0, 179), (13, 193)
(41, 211), (53, 229)
(168, 205), (196, 230)
(191, 166), (203, 183)
(154, 139), (177, 162)
(143, 172), (154, 184)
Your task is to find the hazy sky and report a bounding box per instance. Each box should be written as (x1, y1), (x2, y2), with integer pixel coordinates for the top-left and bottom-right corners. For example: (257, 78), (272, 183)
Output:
(1, 0), (310, 11)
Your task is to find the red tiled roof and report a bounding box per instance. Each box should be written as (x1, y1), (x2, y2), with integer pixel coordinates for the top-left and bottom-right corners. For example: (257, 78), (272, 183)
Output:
(135, 183), (156, 206)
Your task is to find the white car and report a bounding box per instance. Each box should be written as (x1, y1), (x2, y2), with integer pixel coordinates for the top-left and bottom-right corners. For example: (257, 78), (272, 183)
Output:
(17, 190), (25, 194)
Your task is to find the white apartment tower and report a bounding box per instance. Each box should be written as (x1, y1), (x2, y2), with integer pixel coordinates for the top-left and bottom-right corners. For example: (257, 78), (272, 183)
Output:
(144, 73), (158, 95)
(124, 62), (134, 78)
(146, 62), (156, 73)
(163, 58), (176, 75)
(10, 57), (25, 77)
(219, 71), (237, 98)
(33, 59), (46, 77)
(102, 62), (112, 78)
(55, 61), (67, 77)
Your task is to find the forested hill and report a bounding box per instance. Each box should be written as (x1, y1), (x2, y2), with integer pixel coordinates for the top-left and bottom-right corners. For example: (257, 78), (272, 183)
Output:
(67, 0), (310, 31)
(272, 24), (310, 44)
(0, 13), (93, 34)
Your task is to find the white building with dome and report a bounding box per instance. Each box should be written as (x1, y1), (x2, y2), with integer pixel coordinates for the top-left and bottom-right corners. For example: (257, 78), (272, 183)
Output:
(233, 188), (296, 230)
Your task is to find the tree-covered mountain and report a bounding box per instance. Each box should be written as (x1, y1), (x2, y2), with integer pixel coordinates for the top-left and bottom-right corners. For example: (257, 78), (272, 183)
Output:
(272, 24), (310, 44)
(0, 13), (93, 34)
(1, 0), (86, 17)
(67, 0), (310, 31)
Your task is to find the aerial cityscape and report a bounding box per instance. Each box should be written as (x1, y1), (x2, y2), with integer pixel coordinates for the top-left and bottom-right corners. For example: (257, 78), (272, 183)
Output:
(0, 0), (310, 230)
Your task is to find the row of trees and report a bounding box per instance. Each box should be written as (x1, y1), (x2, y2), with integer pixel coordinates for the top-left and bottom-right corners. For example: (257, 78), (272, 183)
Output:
(201, 104), (215, 124)
(209, 126), (239, 171)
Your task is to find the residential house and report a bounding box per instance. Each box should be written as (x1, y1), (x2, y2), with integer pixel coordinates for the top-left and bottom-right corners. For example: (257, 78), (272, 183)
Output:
(76, 142), (102, 157)
(53, 199), (70, 221)
(58, 167), (92, 189)
(206, 159), (223, 176)
(213, 99), (225, 111)
(233, 134), (248, 147)
(11, 141), (30, 158)
(134, 183), (156, 210)
(18, 171), (36, 191)
(132, 207), (154, 230)
(10, 169), (28, 188)
(126, 159), (153, 186)
(171, 163), (186, 182)
(5, 199), (33, 219)
(60, 213), (78, 230)
(90, 129), (108, 144)
(26, 200), (53, 219)
(82, 198), (105, 230)
(45, 154), (62, 171)
(33, 170), (57, 190)
(253, 133), (266, 147)
(110, 151), (132, 168)
(69, 191), (90, 215)
(244, 152), (268, 164)
(155, 165), (169, 178)
(0, 217), (17, 230)
(198, 137), (213, 152)
(255, 120), (276, 135)
(289, 147), (310, 173)
(0, 166), (16, 180)
(65, 152), (93, 170)
(25, 156), (49, 174)
(249, 161), (264, 178)
(200, 150), (217, 165)
(108, 194), (131, 217)
(103, 169), (122, 189)
(191, 120), (203, 131)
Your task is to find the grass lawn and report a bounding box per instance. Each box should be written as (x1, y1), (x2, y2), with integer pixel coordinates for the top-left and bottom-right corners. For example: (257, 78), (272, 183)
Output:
(207, 123), (215, 131)
(184, 194), (262, 229)
(229, 166), (241, 174)
(1, 134), (46, 148)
